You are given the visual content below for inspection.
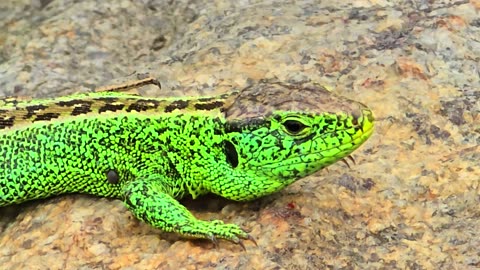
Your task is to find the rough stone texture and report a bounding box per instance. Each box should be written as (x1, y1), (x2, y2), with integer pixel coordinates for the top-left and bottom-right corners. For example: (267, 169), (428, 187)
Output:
(0, 0), (479, 269)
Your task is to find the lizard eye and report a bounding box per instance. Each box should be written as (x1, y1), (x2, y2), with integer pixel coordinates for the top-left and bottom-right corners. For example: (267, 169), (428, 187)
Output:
(282, 120), (307, 135)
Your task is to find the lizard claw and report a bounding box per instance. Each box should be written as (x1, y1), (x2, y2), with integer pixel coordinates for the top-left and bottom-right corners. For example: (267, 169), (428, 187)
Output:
(230, 236), (246, 251)
(231, 232), (257, 249)
(247, 234), (258, 246)
(237, 240), (246, 251)
(206, 233), (219, 248)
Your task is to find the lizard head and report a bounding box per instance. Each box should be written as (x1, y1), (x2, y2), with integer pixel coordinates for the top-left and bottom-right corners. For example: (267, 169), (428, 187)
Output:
(213, 81), (374, 201)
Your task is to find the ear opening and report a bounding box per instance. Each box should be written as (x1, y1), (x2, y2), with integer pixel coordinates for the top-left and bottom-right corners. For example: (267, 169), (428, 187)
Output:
(224, 140), (239, 168)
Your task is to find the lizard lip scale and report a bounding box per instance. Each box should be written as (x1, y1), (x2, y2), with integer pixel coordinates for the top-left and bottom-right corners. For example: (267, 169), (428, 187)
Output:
(0, 79), (374, 246)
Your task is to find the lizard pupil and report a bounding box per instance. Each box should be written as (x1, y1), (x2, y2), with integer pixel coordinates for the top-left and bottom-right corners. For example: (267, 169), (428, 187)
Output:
(283, 120), (307, 135)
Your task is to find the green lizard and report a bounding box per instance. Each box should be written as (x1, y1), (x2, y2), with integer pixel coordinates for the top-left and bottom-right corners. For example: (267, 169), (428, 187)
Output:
(0, 78), (374, 247)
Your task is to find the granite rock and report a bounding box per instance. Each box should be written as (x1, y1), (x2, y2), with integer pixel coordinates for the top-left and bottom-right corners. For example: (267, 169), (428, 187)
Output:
(0, 0), (479, 269)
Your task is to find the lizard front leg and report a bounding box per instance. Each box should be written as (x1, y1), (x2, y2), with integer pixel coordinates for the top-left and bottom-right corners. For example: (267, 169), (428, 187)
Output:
(122, 178), (253, 247)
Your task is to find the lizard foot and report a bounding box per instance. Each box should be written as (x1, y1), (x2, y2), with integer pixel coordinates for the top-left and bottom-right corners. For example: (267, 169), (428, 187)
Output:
(175, 219), (256, 248)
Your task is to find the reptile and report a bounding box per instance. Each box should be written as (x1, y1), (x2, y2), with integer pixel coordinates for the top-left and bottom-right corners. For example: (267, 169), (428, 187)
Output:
(0, 78), (374, 247)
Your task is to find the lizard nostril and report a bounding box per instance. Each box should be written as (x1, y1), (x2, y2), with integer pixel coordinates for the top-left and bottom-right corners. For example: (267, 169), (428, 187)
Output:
(351, 117), (358, 126)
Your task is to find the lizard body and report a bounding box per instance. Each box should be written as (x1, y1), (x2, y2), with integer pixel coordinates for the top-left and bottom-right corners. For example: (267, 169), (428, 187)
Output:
(0, 79), (374, 245)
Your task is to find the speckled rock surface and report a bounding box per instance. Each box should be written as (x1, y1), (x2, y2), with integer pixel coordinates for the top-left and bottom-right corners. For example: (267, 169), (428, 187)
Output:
(0, 0), (479, 269)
